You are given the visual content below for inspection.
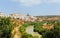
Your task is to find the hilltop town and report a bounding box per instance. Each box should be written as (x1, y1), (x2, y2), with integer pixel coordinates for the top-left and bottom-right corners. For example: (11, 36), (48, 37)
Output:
(0, 12), (60, 22)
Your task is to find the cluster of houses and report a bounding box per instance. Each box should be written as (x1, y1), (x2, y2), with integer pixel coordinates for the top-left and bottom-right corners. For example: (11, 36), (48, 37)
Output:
(0, 13), (37, 22)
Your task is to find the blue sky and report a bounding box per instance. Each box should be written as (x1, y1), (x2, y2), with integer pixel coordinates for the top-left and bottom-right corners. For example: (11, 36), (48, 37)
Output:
(0, 0), (60, 16)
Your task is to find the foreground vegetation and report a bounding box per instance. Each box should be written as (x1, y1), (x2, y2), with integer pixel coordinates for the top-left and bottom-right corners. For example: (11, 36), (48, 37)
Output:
(20, 21), (60, 38)
(0, 17), (60, 38)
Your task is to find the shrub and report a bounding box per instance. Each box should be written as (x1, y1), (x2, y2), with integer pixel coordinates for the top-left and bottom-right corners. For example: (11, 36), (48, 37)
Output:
(0, 17), (13, 38)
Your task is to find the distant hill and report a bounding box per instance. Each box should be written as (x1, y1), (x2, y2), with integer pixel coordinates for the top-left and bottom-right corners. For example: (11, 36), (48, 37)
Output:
(35, 15), (60, 18)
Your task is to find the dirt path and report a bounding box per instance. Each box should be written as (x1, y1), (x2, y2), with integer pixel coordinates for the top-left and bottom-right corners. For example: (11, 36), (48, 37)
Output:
(11, 25), (21, 38)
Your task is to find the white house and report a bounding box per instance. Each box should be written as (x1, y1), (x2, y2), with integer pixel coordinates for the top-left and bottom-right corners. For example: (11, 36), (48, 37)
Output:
(10, 13), (37, 22)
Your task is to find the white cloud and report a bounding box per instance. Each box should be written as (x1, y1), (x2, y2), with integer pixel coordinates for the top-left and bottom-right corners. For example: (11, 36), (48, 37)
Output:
(12, 0), (60, 6)
(47, 0), (60, 3)
(12, 0), (42, 6)
(20, 0), (42, 6)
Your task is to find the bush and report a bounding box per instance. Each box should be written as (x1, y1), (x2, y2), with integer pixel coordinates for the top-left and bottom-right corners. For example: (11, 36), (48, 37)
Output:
(20, 23), (34, 38)
(0, 17), (13, 38)
(21, 33), (34, 38)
